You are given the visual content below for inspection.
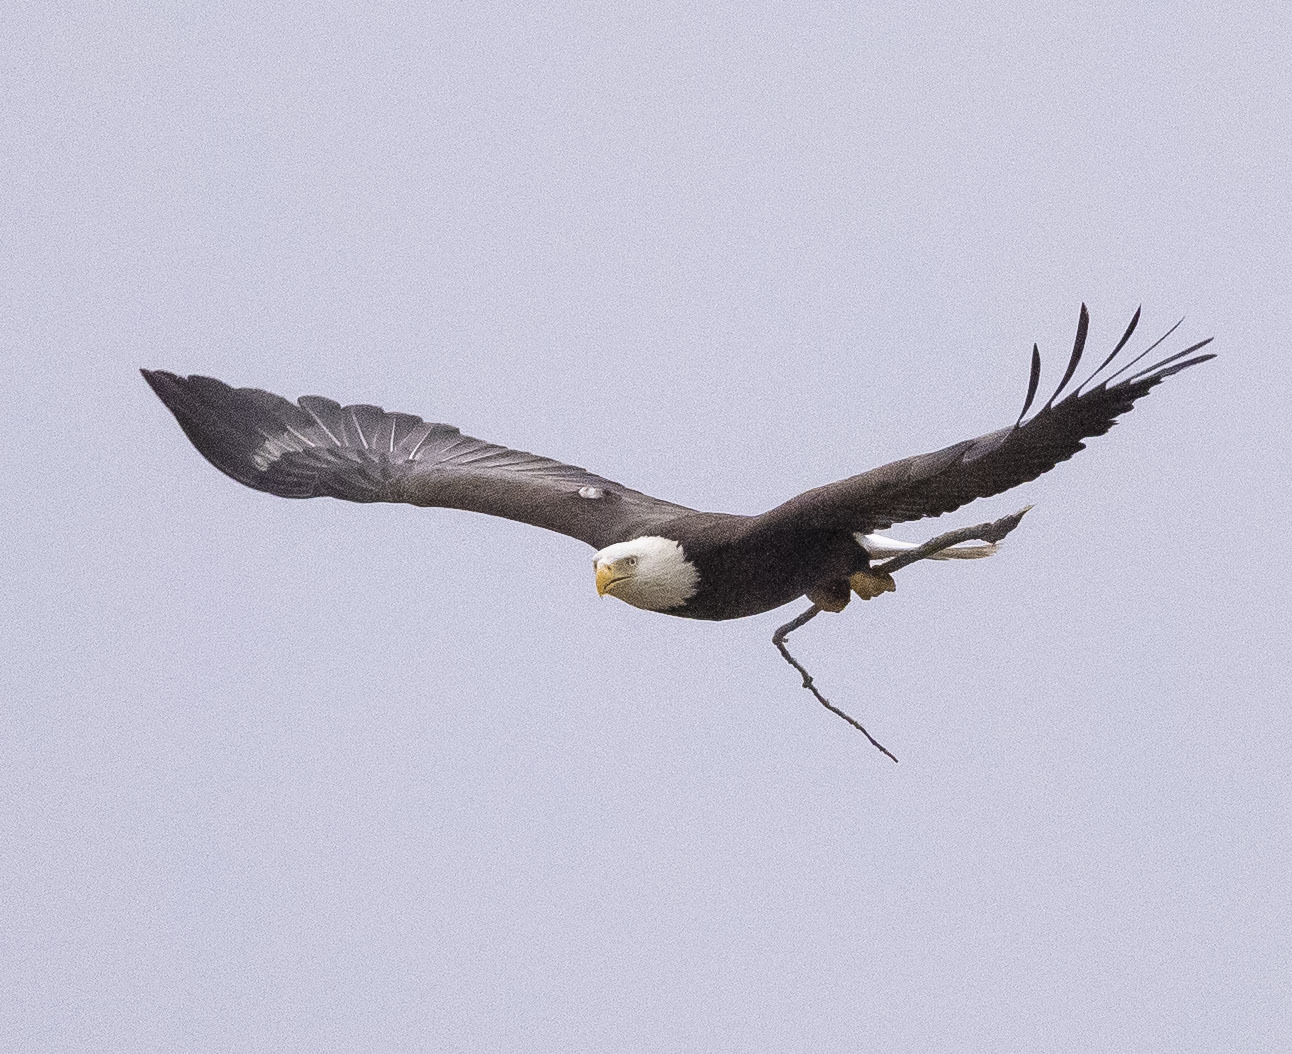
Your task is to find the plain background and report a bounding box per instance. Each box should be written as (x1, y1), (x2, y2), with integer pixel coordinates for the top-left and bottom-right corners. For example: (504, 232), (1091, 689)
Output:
(4, 2), (1289, 1051)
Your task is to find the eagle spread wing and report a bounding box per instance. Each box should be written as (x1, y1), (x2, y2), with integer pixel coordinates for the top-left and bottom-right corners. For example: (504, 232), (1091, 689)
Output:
(141, 370), (695, 549)
(760, 306), (1215, 534)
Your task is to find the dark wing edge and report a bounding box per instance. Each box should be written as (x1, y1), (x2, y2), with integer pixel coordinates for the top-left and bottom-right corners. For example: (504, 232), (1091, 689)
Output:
(140, 370), (695, 548)
(761, 306), (1216, 534)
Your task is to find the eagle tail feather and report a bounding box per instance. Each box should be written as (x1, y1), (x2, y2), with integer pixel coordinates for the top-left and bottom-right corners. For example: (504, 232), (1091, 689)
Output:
(858, 532), (1000, 560)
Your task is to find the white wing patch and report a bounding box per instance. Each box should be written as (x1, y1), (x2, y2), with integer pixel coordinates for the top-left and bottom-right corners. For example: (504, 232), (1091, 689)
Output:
(250, 428), (315, 471)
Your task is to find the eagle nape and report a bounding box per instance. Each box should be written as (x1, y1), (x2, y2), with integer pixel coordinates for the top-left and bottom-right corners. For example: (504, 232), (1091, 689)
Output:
(771, 507), (1032, 763)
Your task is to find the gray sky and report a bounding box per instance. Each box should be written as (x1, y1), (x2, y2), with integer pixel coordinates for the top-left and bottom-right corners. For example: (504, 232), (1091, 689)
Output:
(4, 2), (1290, 1051)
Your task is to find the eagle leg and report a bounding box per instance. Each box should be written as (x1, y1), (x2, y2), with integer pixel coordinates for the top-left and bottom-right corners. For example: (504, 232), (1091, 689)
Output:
(806, 579), (852, 612)
(805, 564), (902, 613)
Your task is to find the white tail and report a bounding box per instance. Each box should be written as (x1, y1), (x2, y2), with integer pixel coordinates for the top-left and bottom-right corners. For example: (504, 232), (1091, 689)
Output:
(857, 532), (999, 560)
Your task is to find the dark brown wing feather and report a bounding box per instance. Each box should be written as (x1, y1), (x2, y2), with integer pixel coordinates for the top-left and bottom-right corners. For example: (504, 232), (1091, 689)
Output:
(758, 306), (1215, 534)
(141, 370), (694, 549)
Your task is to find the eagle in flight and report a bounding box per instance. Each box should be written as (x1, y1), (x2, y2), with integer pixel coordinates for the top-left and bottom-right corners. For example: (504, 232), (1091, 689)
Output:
(143, 307), (1212, 622)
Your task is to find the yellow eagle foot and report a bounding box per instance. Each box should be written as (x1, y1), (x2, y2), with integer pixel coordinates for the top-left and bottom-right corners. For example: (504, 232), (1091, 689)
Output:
(849, 569), (897, 601)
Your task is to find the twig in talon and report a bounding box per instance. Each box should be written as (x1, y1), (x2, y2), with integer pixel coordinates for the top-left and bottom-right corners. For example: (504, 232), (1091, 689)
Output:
(773, 603), (900, 762)
(770, 507), (1032, 759)
(873, 506), (1032, 576)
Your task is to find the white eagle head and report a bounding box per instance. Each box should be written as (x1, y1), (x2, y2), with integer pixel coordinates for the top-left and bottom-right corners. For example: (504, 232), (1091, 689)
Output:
(593, 536), (699, 612)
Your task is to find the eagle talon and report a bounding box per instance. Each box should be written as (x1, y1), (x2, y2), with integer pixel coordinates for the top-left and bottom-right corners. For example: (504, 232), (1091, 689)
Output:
(850, 569), (897, 601)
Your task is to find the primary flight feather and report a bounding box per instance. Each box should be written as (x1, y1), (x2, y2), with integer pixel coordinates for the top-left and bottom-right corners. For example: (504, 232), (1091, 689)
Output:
(142, 306), (1213, 622)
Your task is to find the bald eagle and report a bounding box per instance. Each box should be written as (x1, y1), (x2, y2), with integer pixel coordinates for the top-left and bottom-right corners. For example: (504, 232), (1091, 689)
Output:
(142, 307), (1212, 622)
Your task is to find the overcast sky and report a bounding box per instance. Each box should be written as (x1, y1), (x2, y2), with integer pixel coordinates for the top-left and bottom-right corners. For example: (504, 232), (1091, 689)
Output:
(4, 2), (1290, 1051)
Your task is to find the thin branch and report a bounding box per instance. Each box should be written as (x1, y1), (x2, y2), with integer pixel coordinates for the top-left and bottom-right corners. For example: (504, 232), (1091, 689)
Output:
(873, 505), (1032, 575)
(772, 506), (1032, 758)
(773, 604), (899, 762)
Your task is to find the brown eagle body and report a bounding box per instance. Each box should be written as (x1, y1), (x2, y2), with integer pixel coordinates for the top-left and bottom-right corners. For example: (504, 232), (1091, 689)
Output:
(142, 306), (1213, 621)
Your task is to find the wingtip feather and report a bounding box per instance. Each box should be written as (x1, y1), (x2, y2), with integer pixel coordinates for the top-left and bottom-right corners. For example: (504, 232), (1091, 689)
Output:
(1044, 304), (1090, 411)
(1015, 343), (1043, 428)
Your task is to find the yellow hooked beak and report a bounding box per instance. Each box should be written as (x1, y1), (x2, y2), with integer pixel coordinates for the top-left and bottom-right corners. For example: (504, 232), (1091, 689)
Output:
(594, 563), (614, 596)
(596, 562), (625, 596)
